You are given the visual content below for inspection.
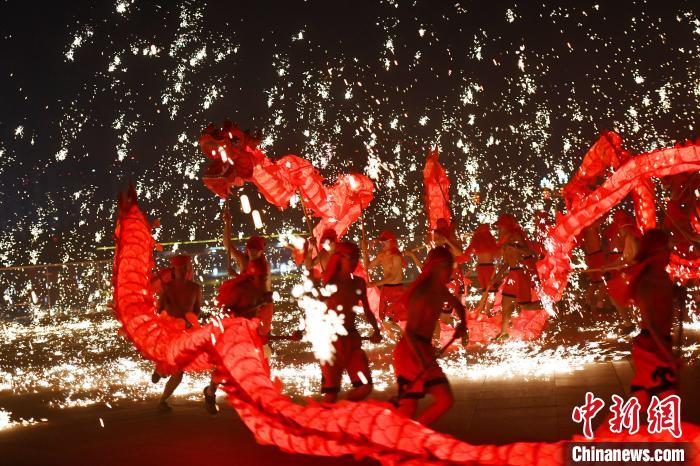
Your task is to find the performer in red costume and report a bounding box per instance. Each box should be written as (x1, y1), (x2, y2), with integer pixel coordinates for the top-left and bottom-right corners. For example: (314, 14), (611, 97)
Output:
(432, 218), (463, 257)
(222, 206), (273, 335)
(364, 230), (406, 319)
(151, 255), (202, 411)
(603, 210), (640, 331)
(394, 247), (467, 425)
(663, 174), (700, 304)
(460, 224), (500, 292)
(431, 218), (469, 342)
(627, 230), (678, 410)
(579, 219), (607, 312)
(204, 208), (274, 414)
(305, 227), (338, 279)
(205, 256), (273, 414)
(321, 242), (382, 403)
(494, 214), (538, 341)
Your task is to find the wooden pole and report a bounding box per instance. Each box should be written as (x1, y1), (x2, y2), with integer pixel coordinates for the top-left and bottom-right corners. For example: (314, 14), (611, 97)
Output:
(222, 197), (232, 273)
(297, 189), (325, 273)
(360, 202), (370, 273)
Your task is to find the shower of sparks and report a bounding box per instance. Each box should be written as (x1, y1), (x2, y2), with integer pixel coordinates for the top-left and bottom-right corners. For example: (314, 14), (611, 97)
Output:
(2, 2), (700, 268)
(0, 409), (15, 430)
(296, 278), (348, 364)
(0, 408), (45, 431)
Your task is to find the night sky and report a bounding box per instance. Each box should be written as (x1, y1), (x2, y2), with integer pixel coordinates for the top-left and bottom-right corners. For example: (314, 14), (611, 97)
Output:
(1, 0), (700, 266)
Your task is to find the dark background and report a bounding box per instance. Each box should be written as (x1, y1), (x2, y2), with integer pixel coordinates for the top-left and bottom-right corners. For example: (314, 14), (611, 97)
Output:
(1, 0), (699, 265)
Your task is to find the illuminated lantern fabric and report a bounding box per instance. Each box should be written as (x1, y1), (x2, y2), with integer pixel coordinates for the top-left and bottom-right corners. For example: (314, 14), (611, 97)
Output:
(562, 131), (657, 232)
(453, 308), (549, 345)
(423, 147), (452, 230)
(312, 173), (374, 241)
(199, 120), (265, 198)
(631, 178), (657, 232)
(539, 141), (700, 302)
(199, 121), (376, 254)
(250, 159), (296, 209)
(252, 155), (323, 210)
(668, 254), (700, 284)
(114, 193), (700, 466)
(113, 190), (221, 375)
(562, 131), (628, 210)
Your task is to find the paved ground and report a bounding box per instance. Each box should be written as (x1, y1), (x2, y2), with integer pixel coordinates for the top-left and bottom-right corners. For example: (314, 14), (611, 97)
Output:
(2, 360), (699, 466)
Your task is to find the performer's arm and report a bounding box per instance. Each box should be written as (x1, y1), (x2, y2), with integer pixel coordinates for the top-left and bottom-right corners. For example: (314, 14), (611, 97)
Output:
(446, 291), (467, 338)
(622, 234), (640, 263)
(303, 238), (321, 270)
(358, 280), (381, 343)
(404, 249), (423, 271)
(460, 244), (475, 262)
(229, 248), (248, 272)
(443, 237), (464, 258)
(222, 205), (247, 273)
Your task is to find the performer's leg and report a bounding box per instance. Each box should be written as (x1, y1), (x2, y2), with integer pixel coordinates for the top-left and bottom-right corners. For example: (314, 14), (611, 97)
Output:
(610, 296), (634, 331)
(397, 398), (419, 418)
(347, 382), (372, 401)
(496, 295), (515, 340)
(417, 381), (454, 426)
(346, 348), (373, 401)
(323, 389), (339, 403)
(321, 364), (342, 403)
(258, 303), (273, 336)
(159, 372), (183, 406)
(378, 290), (388, 321)
(204, 379), (219, 414)
(321, 338), (346, 403)
(206, 380), (218, 396)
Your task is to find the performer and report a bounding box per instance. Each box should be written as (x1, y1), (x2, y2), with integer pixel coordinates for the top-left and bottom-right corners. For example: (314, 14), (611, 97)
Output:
(432, 218), (463, 258)
(603, 210), (640, 330)
(579, 219), (607, 312)
(223, 207), (273, 335)
(627, 229), (678, 410)
(493, 214), (536, 341)
(663, 174), (700, 305)
(321, 242), (382, 403)
(431, 218), (469, 341)
(151, 255), (202, 411)
(363, 230), (406, 322)
(304, 227), (338, 278)
(393, 246), (467, 425)
(204, 260), (273, 414)
(460, 224), (500, 292)
(205, 208), (273, 414)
